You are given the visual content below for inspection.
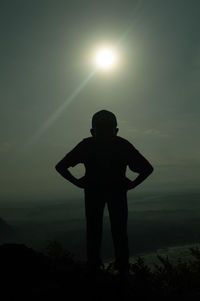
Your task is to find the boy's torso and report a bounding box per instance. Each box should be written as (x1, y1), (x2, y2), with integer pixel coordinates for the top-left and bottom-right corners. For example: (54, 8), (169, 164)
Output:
(82, 136), (131, 187)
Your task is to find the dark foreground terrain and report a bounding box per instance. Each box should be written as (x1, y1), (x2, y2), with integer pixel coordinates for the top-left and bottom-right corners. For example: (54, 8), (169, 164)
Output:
(1, 242), (200, 301)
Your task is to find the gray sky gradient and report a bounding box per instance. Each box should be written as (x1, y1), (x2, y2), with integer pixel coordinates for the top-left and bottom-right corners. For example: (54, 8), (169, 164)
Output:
(1, 0), (200, 201)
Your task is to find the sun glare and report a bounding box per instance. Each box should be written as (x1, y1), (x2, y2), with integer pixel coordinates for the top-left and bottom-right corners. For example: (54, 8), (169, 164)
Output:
(95, 47), (117, 71)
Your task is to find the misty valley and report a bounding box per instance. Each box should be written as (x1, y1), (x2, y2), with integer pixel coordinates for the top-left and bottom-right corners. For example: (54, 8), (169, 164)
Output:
(1, 190), (200, 263)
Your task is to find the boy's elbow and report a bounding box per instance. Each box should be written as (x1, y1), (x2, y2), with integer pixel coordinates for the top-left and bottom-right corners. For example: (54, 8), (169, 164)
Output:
(147, 165), (154, 175)
(55, 162), (70, 173)
(140, 164), (153, 176)
(55, 163), (62, 173)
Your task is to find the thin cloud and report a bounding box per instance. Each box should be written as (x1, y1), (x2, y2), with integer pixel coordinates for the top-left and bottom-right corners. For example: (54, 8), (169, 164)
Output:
(143, 129), (170, 138)
(127, 126), (170, 138)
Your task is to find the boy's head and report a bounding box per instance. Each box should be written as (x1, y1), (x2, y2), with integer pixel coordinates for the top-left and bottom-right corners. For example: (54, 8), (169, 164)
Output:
(90, 110), (119, 138)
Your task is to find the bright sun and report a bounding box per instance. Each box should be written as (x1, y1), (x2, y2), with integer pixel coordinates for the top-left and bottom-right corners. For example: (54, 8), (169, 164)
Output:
(95, 47), (117, 71)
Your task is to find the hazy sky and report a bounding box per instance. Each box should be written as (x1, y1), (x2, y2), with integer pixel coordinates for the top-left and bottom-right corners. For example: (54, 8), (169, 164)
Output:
(1, 0), (200, 201)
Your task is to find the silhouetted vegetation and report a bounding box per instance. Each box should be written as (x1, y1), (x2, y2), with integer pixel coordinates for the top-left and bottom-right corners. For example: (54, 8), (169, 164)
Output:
(1, 242), (200, 300)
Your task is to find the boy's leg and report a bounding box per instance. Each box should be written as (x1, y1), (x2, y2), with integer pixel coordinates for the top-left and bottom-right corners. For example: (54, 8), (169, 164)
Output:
(84, 189), (105, 269)
(107, 190), (129, 272)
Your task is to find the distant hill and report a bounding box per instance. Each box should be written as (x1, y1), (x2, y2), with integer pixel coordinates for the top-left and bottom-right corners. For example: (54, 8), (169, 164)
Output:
(0, 217), (14, 239)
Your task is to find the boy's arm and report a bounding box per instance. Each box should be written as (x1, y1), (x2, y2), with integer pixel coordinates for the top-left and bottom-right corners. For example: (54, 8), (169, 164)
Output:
(55, 163), (82, 188)
(55, 140), (86, 189)
(126, 165), (153, 190)
(126, 144), (154, 190)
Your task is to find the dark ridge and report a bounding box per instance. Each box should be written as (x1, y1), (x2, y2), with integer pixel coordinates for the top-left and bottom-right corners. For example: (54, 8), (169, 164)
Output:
(1, 242), (200, 300)
(0, 217), (14, 238)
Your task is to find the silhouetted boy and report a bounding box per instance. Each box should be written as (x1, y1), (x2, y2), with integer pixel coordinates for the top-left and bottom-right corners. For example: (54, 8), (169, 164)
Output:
(55, 110), (153, 275)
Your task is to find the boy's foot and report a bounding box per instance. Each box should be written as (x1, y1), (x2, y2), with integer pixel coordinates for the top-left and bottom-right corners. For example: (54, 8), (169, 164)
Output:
(84, 261), (105, 278)
(106, 261), (130, 279)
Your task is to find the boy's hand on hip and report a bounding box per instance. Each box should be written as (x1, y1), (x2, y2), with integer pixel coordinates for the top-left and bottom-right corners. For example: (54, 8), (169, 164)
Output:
(124, 177), (136, 190)
(76, 176), (88, 189)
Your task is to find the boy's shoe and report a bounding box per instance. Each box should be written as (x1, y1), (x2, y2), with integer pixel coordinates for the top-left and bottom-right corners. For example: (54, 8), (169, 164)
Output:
(84, 261), (105, 278)
(106, 261), (130, 278)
